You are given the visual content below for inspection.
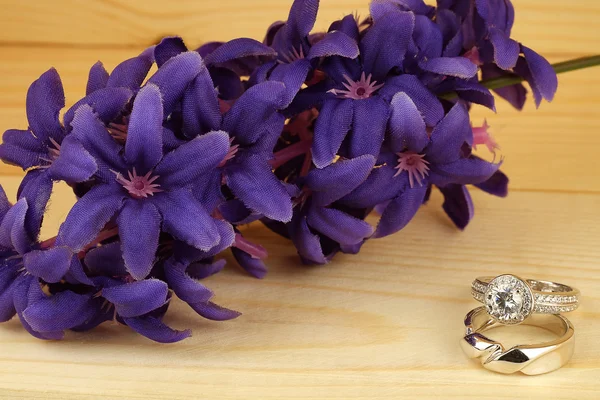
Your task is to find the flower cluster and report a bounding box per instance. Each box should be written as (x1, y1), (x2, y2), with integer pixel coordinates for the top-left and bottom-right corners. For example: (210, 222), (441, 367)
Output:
(0, 0), (557, 342)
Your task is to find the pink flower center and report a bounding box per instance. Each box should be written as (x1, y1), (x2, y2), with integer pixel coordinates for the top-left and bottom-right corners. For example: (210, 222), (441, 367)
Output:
(218, 138), (240, 167)
(328, 72), (385, 100)
(472, 119), (500, 154)
(39, 137), (61, 168)
(464, 47), (483, 66)
(393, 151), (430, 188)
(113, 168), (162, 199)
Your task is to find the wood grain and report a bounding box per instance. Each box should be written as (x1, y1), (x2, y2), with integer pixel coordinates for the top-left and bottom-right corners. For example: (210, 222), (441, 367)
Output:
(0, 1), (599, 399)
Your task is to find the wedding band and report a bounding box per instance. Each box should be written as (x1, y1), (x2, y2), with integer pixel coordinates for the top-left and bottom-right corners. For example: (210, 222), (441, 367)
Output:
(471, 274), (580, 324)
(460, 306), (575, 375)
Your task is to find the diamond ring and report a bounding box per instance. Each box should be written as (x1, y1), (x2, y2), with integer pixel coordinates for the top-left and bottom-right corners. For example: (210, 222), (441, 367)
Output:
(460, 306), (575, 375)
(471, 274), (580, 325)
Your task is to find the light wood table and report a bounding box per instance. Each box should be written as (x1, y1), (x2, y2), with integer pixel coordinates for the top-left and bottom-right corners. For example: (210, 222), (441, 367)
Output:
(0, 1), (599, 398)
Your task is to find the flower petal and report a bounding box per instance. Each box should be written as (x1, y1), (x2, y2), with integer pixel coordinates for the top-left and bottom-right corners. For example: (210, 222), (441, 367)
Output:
(23, 246), (71, 283)
(125, 84), (164, 173)
(189, 301), (241, 321)
(47, 135), (97, 183)
(222, 81), (286, 145)
(58, 183), (125, 252)
(489, 28), (520, 70)
(17, 169), (53, 241)
(427, 102), (472, 164)
(450, 79), (496, 111)
(373, 185), (428, 238)
(388, 92), (429, 153)
(26, 68), (65, 143)
(430, 157), (501, 186)
(474, 170), (509, 197)
(148, 51), (204, 116)
(231, 247), (268, 279)
(204, 38), (277, 76)
(0, 199), (30, 254)
(164, 261), (214, 304)
(340, 159), (403, 208)
(307, 155), (376, 207)
(155, 130), (229, 188)
(107, 46), (154, 91)
(289, 213), (327, 264)
(84, 241), (127, 277)
(155, 36), (188, 67)
(308, 31), (359, 60)
(0, 185), (10, 218)
(226, 155), (293, 222)
(0, 129), (45, 170)
(69, 104), (128, 181)
(438, 184), (474, 230)
(152, 189), (220, 251)
(118, 200), (161, 280)
(187, 259), (226, 280)
(307, 207), (373, 245)
(22, 290), (95, 332)
(271, 0), (319, 52)
(360, 11), (414, 80)
(312, 98), (353, 168)
(13, 276), (64, 340)
(520, 45), (558, 105)
(380, 74), (444, 126)
(269, 59), (312, 107)
(102, 279), (168, 318)
(481, 64), (526, 110)
(0, 272), (17, 322)
(419, 57), (478, 78)
(348, 96), (389, 158)
(63, 87), (133, 130)
(86, 61), (110, 94)
(181, 66), (221, 137)
(123, 315), (191, 343)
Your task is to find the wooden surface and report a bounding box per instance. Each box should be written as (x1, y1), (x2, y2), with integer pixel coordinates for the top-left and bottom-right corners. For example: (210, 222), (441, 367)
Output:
(1, 0), (600, 398)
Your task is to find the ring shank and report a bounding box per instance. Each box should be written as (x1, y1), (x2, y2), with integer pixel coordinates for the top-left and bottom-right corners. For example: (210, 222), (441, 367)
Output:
(462, 307), (575, 375)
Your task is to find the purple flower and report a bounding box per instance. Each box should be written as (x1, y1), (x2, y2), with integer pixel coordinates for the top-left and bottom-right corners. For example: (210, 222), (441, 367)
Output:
(438, 0), (557, 108)
(341, 98), (499, 237)
(288, 155), (375, 264)
(0, 69), (131, 238)
(154, 36), (278, 101)
(253, 0), (359, 105)
(0, 185), (90, 339)
(298, 12), (446, 167)
(437, 170), (508, 229)
(57, 83), (233, 280)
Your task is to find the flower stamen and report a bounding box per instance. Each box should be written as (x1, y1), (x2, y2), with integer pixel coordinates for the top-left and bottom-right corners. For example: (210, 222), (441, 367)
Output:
(113, 168), (162, 199)
(394, 151), (430, 188)
(39, 137), (62, 168)
(328, 72), (384, 100)
(472, 119), (500, 154)
(279, 46), (306, 64)
(218, 138), (240, 167)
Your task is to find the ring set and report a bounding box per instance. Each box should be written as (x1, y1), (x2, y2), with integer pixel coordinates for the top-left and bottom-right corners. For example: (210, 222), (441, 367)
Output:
(460, 274), (580, 375)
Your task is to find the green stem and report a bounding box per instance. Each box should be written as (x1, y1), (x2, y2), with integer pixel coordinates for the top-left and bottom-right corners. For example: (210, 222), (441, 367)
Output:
(440, 54), (600, 100)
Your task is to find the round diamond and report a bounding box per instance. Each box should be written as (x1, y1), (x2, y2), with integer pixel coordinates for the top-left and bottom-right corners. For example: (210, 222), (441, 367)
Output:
(484, 275), (533, 325)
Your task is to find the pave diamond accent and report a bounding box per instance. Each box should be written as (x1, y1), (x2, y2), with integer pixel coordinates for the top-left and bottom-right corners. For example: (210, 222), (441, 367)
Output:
(471, 278), (579, 314)
(484, 275), (533, 325)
